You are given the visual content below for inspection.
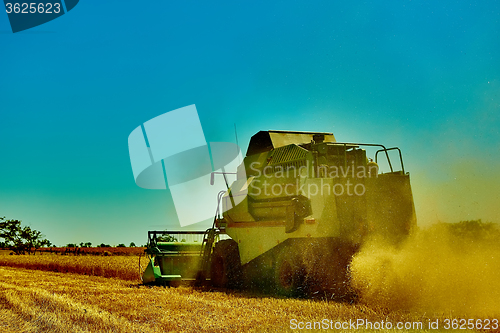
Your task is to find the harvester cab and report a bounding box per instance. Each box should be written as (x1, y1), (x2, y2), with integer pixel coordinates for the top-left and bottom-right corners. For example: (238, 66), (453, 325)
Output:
(142, 130), (416, 297)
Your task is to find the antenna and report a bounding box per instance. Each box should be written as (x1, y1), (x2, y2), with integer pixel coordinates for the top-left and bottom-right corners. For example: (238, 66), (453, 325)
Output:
(234, 123), (241, 164)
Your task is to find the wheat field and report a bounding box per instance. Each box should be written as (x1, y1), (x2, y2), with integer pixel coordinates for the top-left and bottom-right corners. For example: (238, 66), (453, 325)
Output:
(0, 266), (441, 333)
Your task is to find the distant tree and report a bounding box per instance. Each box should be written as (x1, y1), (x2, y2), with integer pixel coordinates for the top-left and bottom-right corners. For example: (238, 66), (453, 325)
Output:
(0, 218), (25, 254)
(0, 217), (50, 255)
(129, 242), (136, 247)
(21, 227), (38, 254)
(116, 243), (126, 247)
(98, 243), (111, 248)
(85, 242), (92, 248)
(66, 243), (76, 248)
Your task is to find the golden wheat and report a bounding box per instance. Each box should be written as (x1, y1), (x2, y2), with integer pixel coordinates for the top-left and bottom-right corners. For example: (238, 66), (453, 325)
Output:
(0, 254), (145, 281)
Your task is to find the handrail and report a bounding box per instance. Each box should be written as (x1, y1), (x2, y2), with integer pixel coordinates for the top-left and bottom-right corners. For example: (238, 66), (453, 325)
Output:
(325, 142), (395, 173)
(375, 147), (405, 174)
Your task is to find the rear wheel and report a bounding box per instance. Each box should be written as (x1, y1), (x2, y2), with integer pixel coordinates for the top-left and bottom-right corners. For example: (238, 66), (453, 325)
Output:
(274, 246), (305, 297)
(300, 239), (358, 301)
(210, 239), (242, 288)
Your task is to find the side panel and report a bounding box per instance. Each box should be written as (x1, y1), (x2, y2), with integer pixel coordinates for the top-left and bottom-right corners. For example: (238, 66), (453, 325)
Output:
(226, 222), (333, 264)
(365, 173), (417, 242)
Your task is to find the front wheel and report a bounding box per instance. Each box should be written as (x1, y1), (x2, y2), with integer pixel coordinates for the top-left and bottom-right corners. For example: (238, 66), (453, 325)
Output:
(210, 239), (242, 288)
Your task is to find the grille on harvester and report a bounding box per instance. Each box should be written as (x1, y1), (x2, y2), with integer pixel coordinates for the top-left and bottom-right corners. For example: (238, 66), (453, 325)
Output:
(269, 145), (308, 172)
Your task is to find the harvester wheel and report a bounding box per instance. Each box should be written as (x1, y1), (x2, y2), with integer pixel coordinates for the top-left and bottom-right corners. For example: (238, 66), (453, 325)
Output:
(274, 246), (305, 297)
(210, 239), (242, 288)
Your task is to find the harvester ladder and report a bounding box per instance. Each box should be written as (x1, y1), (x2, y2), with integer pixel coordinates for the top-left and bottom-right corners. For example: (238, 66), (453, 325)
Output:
(197, 191), (225, 282)
(199, 228), (217, 280)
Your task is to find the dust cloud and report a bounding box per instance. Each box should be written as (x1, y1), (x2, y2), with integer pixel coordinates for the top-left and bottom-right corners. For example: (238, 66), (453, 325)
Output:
(350, 221), (500, 316)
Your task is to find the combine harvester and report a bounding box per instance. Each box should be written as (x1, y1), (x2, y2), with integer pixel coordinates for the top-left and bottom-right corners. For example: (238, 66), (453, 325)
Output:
(142, 130), (416, 298)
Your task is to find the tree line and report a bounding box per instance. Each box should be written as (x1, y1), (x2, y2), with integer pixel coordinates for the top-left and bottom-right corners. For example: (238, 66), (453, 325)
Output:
(1, 217), (141, 254)
(65, 242), (137, 248)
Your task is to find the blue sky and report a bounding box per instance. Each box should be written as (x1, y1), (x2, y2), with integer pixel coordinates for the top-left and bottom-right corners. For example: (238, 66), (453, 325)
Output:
(1, 1), (499, 246)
